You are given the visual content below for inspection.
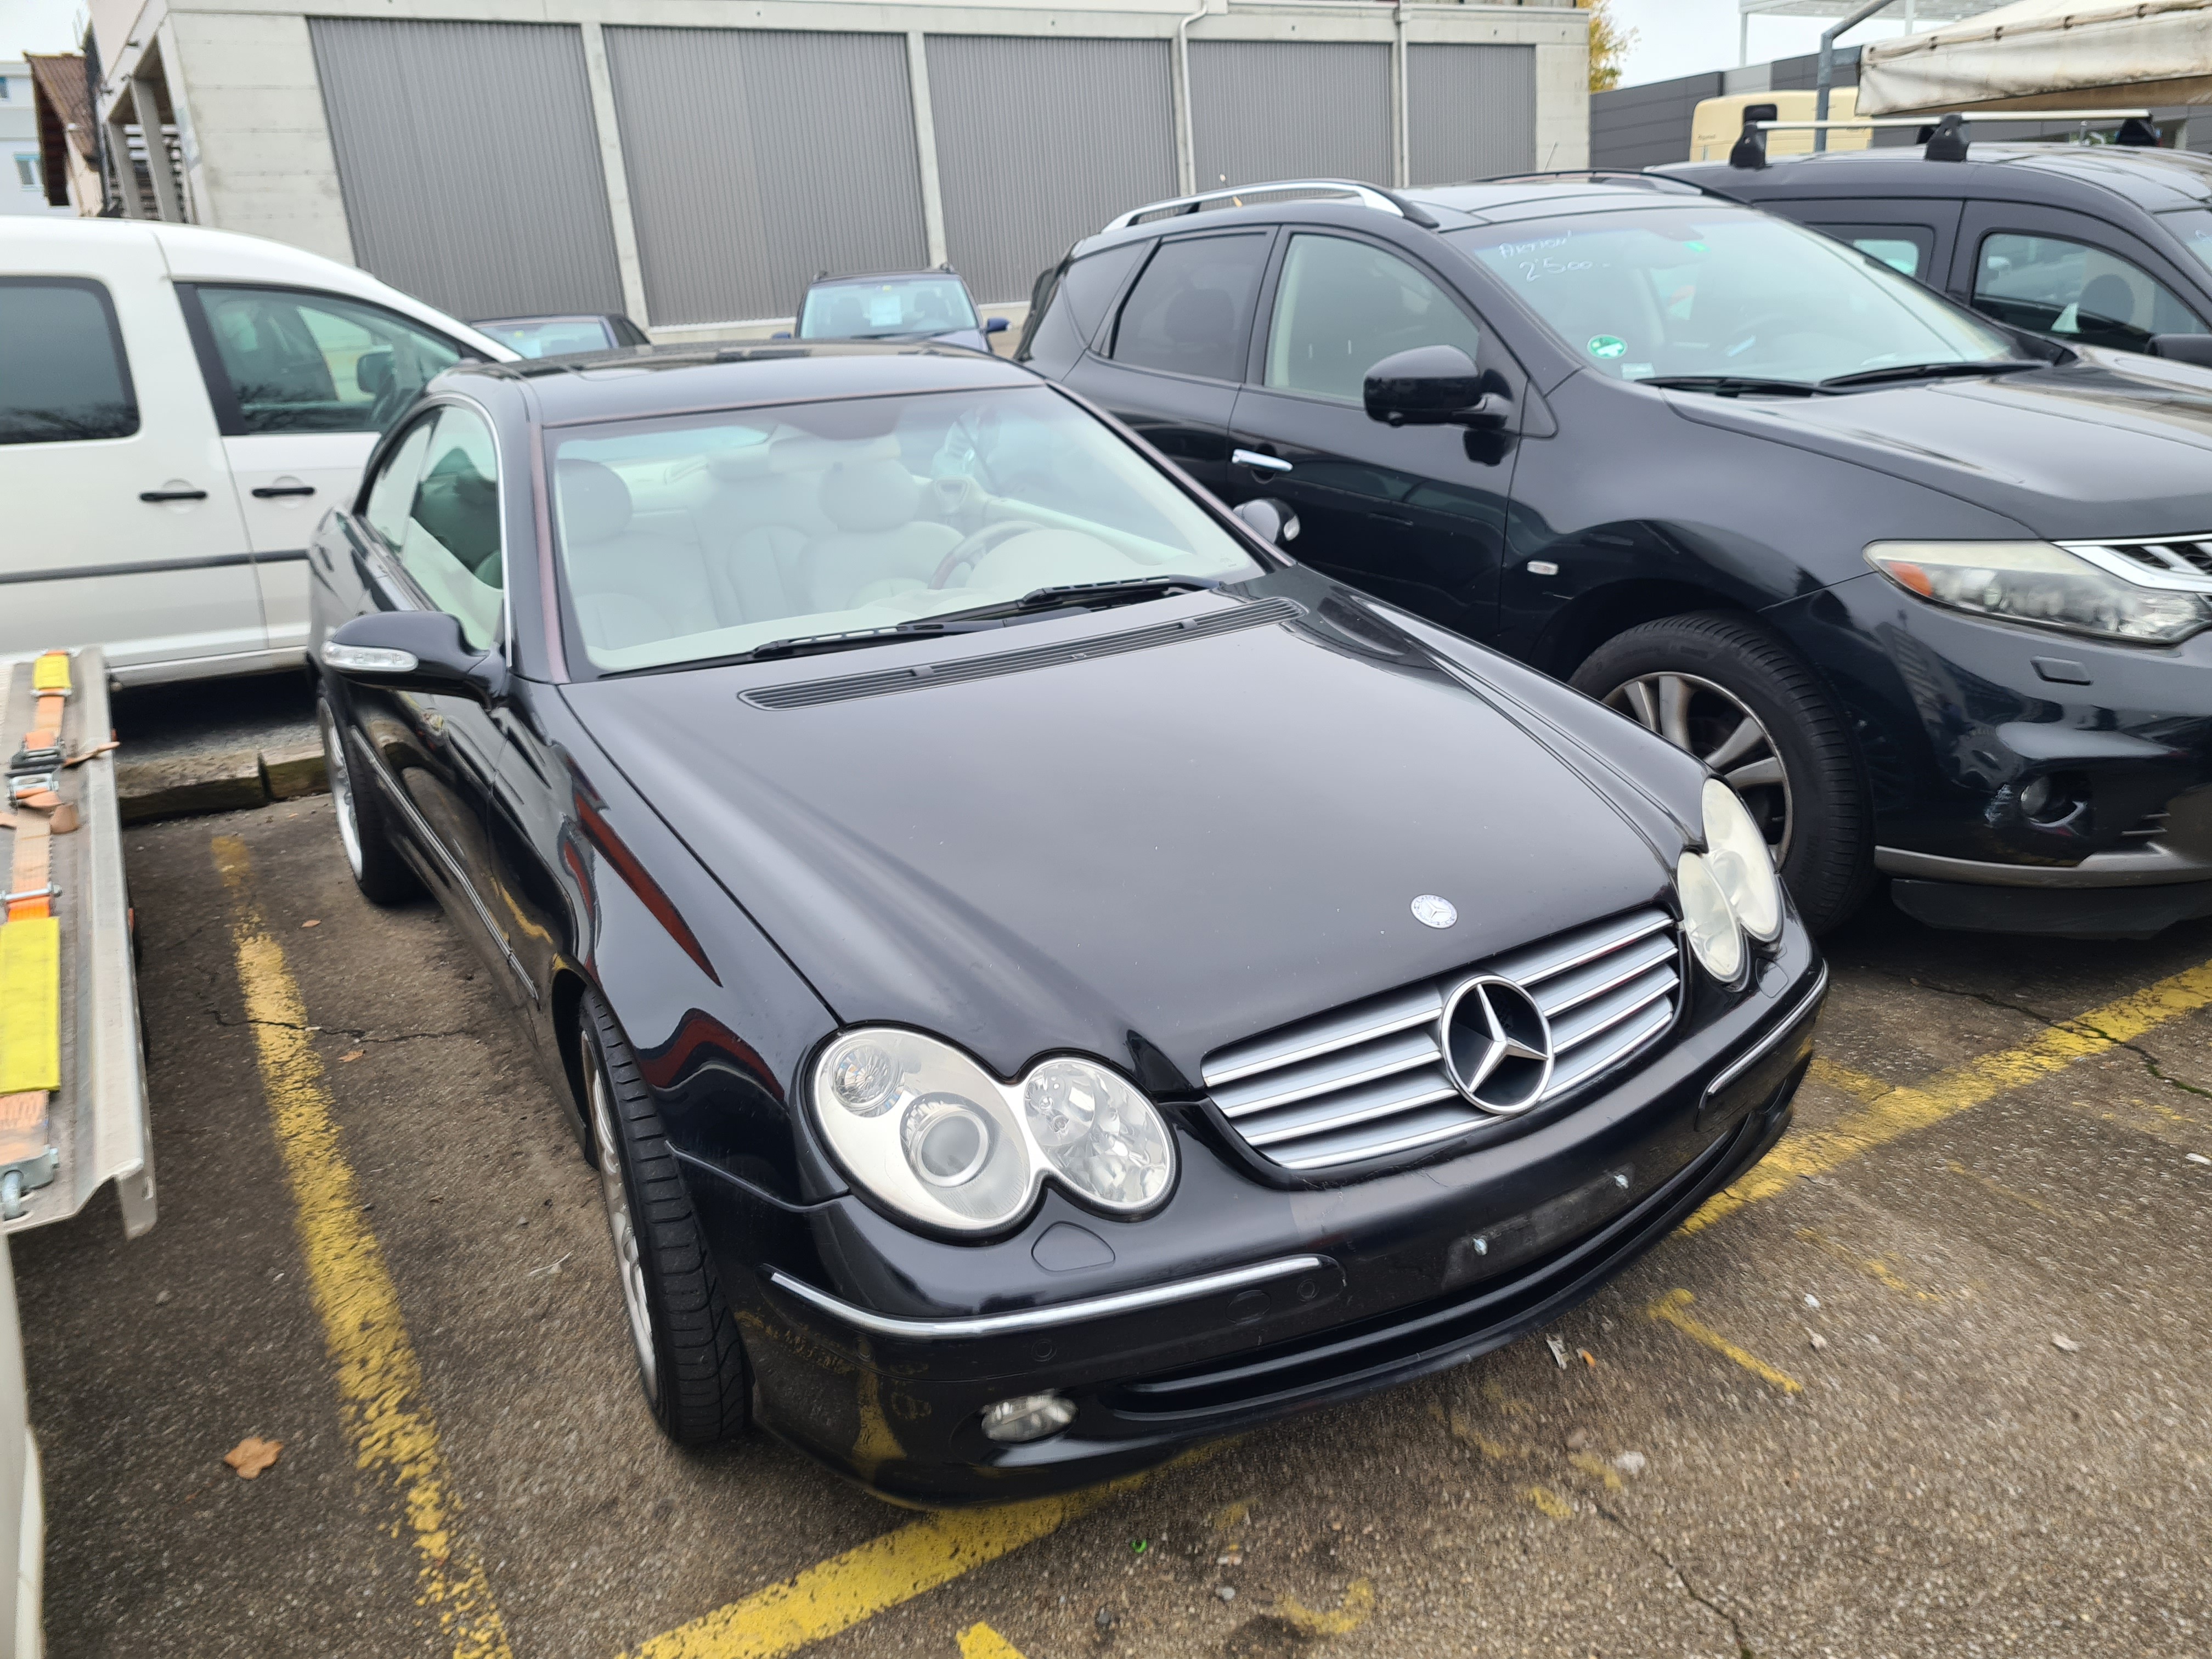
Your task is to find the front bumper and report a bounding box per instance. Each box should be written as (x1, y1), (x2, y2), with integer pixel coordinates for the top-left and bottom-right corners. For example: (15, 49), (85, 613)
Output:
(693, 955), (1823, 1505)
(1768, 575), (2212, 935)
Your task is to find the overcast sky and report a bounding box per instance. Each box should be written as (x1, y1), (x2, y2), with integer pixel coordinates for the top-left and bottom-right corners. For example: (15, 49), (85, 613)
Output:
(2, 0), (78, 58)
(1612, 0), (1929, 86)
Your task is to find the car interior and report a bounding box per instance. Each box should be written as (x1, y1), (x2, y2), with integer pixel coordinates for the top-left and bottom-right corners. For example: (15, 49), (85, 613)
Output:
(548, 388), (1260, 669)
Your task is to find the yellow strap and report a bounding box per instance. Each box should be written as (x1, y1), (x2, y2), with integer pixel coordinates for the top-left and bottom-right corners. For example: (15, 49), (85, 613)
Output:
(0, 917), (60, 1096)
(30, 651), (70, 695)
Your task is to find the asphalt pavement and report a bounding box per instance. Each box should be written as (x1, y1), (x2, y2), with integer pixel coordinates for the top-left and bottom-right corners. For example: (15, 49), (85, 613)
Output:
(15, 799), (2212, 1659)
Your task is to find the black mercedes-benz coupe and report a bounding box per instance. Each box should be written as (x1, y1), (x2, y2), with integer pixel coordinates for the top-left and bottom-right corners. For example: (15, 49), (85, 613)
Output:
(308, 342), (1822, 1503)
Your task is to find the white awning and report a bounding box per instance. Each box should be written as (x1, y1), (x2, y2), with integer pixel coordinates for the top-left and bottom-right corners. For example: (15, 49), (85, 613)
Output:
(1860, 0), (2212, 115)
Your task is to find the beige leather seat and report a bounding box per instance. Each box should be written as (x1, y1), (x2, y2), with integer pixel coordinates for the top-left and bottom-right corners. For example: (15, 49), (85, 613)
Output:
(557, 459), (721, 651)
(802, 454), (962, 612)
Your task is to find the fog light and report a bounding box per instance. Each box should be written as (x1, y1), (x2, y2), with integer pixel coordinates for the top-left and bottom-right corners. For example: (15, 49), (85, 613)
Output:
(981, 1392), (1075, 1444)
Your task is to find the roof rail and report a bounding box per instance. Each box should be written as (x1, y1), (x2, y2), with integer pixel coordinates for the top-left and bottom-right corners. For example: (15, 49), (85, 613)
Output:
(1103, 180), (1438, 233)
(1476, 169), (1708, 195)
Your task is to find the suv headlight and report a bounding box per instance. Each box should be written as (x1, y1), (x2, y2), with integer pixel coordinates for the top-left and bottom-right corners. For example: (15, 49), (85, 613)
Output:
(1866, 540), (2212, 645)
(811, 1030), (1175, 1234)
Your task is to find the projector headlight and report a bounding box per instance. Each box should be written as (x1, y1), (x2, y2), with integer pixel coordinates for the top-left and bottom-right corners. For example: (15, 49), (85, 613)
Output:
(1701, 778), (1784, 944)
(1866, 540), (2212, 645)
(810, 1030), (1175, 1233)
(1676, 848), (1746, 985)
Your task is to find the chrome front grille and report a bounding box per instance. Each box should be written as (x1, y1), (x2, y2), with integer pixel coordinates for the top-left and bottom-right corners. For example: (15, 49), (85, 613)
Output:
(1200, 908), (1681, 1172)
(2061, 534), (2212, 587)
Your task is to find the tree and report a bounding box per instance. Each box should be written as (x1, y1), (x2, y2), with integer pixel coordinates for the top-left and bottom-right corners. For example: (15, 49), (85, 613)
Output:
(1579, 0), (1637, 94)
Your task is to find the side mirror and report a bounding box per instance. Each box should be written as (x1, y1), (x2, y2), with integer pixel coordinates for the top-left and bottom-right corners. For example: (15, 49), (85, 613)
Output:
(1364, 346), (1511, 431)
(2150, 334), (2212, 367)
(1232, 497), (1300, 546)
(322, 610), (507, 706)
(985, 317), (1009, 334)
(356, 349), (393, 396)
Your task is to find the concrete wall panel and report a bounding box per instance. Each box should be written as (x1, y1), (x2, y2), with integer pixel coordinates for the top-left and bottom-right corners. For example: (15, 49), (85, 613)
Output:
(1408, 43), (1535, 184)
(605, 26), (929, 327)
(1190, 41), (1391, 191)
(925, 35), (1174, 306)
(309, 18), (623, 317)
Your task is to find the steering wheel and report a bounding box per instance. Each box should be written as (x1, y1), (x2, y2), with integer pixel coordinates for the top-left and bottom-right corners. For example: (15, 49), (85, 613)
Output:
(929, 520), (1047, 590)
(1717, 312), (1805, 360)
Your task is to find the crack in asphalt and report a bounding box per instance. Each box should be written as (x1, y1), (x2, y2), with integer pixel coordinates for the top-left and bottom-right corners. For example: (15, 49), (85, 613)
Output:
(208, 1011), (481, 1046)
(1864, 966), (2212, 1101)
(1588, 1498), (1757, 1658)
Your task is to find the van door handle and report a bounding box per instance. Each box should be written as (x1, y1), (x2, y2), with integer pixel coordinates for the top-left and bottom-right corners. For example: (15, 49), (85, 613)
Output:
(1233, 449), (1293, 473)
(139, 489), (209, 503)
(252, 484), (316, 499)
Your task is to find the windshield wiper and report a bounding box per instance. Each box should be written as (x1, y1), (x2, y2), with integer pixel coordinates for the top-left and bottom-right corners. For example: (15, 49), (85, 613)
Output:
(743, 578), (1221, 662)
(1820, 359), (2044, 389)
(1639, 375), (1827, 397)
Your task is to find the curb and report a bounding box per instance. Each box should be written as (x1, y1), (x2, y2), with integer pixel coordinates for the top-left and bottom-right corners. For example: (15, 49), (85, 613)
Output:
(118, 742), (329, 825)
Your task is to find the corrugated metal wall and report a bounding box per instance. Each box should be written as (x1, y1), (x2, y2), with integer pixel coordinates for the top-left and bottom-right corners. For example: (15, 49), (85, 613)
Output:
(1189, 41), (1391, 193)
(923, 36), (1176, 305)
(605, 29), (929, 326)
(1408, 44), (1536, 184)
(308, 19), (624, 319)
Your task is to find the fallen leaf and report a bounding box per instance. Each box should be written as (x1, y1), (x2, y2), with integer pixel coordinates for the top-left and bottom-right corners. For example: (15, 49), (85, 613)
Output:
(339, 1050), (365, 1063)
(300, 918), (321, 928)
(2052, 1334), (2081, 1353)
(1578, 1348), (1597, 1368)
(224, 1436), (281, 1479)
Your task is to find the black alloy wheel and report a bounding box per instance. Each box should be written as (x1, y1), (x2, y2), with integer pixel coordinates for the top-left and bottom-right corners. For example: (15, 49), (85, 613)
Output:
(1571, 611), (1874, 934)
(578, 989), (751, 1445)
(318, 695), (422, 905)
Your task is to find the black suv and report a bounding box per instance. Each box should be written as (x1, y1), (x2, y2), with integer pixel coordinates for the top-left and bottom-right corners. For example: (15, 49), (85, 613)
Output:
(1667, 138), (2212, 360)
(1019, 177), (2212, 939)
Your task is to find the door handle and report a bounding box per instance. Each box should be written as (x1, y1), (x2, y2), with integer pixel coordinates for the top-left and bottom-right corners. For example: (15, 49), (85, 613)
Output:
(1233, 448), (1293, 473)
(139, 489), (209, 503)
(252, 484), (317, 499)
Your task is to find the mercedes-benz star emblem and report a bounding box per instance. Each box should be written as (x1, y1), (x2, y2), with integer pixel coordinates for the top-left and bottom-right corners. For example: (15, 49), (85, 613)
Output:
(1411, 894), (1458, 929)
(1441, 975), (1553, 1114)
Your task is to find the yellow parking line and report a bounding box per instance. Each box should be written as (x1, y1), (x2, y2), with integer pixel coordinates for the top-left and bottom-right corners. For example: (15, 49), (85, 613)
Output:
(623, 1447), (1221, 1659)
(1649, 1289), (1802, 1393)
(1277, 1578), (1375, 1635)
(214, 837), (512, 1659)
(955, 1623), (1026, 1658)
(1683, 956), (2212, 1235)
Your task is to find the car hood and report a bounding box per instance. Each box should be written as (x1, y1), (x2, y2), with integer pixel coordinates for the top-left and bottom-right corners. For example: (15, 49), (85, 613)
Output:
(1660, 354), (2212, 540)
(562, 589), (1681, 1090)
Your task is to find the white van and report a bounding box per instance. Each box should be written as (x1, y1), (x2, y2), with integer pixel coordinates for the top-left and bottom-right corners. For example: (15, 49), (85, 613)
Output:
(1, 219), (512, 685)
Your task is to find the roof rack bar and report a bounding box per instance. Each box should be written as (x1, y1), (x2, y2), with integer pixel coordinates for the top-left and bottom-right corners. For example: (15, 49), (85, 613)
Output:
(1103, 179), (1436, 233)
(1757, 109), (2151, 131)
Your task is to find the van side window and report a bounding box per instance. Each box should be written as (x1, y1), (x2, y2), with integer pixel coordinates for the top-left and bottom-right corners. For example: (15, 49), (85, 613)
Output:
(0, 277), (138, 445)
(1264, 234), (1483, 403)
(1109, 233), (1270, 383)
(394, 408), (503, 651)
(182, 285), (467, 436)
(1974, 233), (2208, 352)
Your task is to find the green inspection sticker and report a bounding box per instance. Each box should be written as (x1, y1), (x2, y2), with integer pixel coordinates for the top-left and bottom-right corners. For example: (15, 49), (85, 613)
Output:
(1587, 334), (1627, 359)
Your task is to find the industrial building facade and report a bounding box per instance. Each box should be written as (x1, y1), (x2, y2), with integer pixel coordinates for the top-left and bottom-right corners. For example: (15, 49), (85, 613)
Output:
(80, 0), (1588, 334)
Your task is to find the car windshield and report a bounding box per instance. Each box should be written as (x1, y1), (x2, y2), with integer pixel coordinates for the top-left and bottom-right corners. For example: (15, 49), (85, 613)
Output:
(798, 278), (980, 340)
(475, 318), (617, 358)
(1449, 207), (2018, 386)
(2160, 207), (2212, 278)
(548, 386), (1266, 672)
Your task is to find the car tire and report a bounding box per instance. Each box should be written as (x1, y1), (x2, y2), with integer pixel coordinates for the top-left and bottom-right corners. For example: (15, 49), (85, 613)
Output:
(318, 695), (422, 906)
(1571, 611), (1874, 935)
(579, 988), (752, 1446)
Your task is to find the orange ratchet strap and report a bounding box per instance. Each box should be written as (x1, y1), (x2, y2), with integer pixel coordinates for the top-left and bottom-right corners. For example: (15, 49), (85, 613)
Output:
(1, 648), (83, 1216)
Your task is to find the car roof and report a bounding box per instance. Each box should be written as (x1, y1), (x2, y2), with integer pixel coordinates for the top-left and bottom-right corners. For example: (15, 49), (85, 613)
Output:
(1664, 143), (2212, 212)
(439, 339), (1035, 424)
(805, 269), (969, 287)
